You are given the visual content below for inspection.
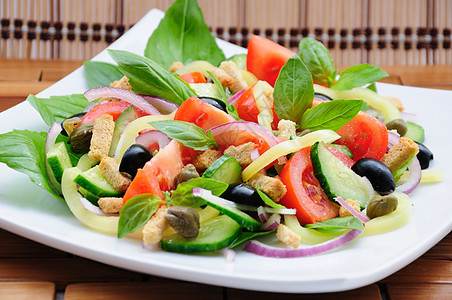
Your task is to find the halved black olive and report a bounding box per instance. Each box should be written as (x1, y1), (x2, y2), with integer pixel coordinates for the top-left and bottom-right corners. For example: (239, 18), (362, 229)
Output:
(221, 183), (262, 206)
(351, 158), (395, 195)
(415, 141), (434, 169)
(199, 97), (227, 112)
(119, 144), (153, 179)
(60, 112), (86, 136)
(314, 93), (333, 101)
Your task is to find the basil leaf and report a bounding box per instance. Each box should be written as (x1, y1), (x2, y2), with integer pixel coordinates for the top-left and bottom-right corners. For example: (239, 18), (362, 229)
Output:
(230, 230), (275, 248)
(149, 120), (218, 150)
(332, 64), (389, 91)
(304, 216), (364, 230)
(206, 70), (240, 120)
(144, 0), (225, 68)
(298, 37), (336, 87)
(300, 99), (363, 131)
(83, 61), (123, 89)
(27, 94), (89, 126)
(118, 193), (162, 238)
(169, 177), (228, 207)
(256, 188), (287, 209)
(108, 50), (196, 105)
(0, 130), (63, 202)
(367, 82), (377, 92)
(273, 55), (314, 123)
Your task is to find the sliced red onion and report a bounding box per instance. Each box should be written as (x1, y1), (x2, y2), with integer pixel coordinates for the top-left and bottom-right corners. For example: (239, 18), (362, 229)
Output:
(45, 122), (62, 153)
(141, 95), (179, 114)
(244, 229), (363, 258)
(250, 148), (260, 161)
(79, 197), (109, 216)
(257, 206), (269, 223)
(219, 248), (236, 262)
(400, 111), (418, 122)
(260, 213), (281, 231)
(388, 131), (401, 147)
(136, 130), (171, 154)
(335, 197), (370, 223)
(84, 87), (161, 115)
(396, 157), (422, 194)
(228, 88), (246, 104)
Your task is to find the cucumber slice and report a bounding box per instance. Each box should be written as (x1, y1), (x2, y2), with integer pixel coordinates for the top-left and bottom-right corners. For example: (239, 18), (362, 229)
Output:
(325, 144), (354, 159)
(74, 165), (122, 198)
(76, 153), (98, 171)
(46, 142), (73, 182)
(189, 83), (223, 99)
(311, 142), (373, 207)
(405, 121), (425, 143)
(159, 214), (241, 253)
(195, 189), (261, 231)
(78, 187), (100, 205)
(109, 106), (139, 156)
(227, 54), (247, 69)
(202, 154), (242, 184)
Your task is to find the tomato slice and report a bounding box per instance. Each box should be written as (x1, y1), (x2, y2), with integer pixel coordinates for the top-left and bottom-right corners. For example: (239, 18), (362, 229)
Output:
(123, 168), (164, 204)
(80, 101), (147, 124)
(174, 96), (234, 130)
(335, 111), (388, 161)
(279, 147), (354, 225)
(246, 35), (296, 86)
(179, 72), (207, 84)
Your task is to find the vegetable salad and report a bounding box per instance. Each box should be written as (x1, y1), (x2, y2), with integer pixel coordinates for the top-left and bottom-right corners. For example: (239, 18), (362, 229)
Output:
(0, 0), (441, 259)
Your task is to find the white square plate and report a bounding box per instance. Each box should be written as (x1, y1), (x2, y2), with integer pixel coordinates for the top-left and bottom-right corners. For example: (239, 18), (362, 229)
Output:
(0, 9), (451, 293)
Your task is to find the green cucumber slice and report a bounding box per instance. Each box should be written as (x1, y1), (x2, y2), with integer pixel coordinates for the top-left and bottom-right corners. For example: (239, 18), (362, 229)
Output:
(74, 165), (122, 198)
(405, 121), (424, 143)
(109, 106), (139, 156)
(159, 214), (241, 253)
(46, 142), (73, 182)
(311, 142), (373, 207)
(78, 187), (100, 205)
(194, 189), (261, 231)
(189, 83), (223, 99)
(227, 54), (247, 70)
(202, 154), (242, 184)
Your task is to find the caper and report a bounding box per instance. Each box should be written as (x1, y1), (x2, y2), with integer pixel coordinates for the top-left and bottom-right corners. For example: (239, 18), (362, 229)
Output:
(60, 112), (86, 136)
(68, 122), (94, 154)
(164, 206), (200, 238)
(366, 194), (398, 219)
(386, 119), (408, 136)
(174, 164), (200, 186)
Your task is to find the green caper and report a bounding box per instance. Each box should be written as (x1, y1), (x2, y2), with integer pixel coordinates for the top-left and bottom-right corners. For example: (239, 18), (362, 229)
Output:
(68, 122), (94, 154)
(62, 116), (82, 137)
(174, 164), (200, 186)
(164, 206), (200, 238)
(366, 194), (398, 219)
(386, 119), (408, 136)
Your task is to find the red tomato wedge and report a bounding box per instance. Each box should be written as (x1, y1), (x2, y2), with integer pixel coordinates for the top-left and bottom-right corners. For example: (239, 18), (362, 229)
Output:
(179, 72), (207, 84)
(80, 101), (147, 124)
(279, 147), (354, 225)
(335, 111), (388, 161)
(174, 96), (234, 130)
(123, 168), (164, 204)
(246, 35), (296, 86)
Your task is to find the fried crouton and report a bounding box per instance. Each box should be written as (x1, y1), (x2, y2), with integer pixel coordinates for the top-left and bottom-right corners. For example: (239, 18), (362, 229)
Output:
(381, 137), (419, 173)
(276, 224), (300, 248)
(277, 119), (297, 140)
(224, 142), (256, 168)
(192, 149), (223, 171)
(169, 61), (184, 73)
(219, 61), (248, 93)
(210, 67), (236, 88)
(98, 157), (131, 192)
(142, 205), (170, 245)
(98, 197), (123, 214)
(246, 173), (287, 202)
(88, 114), (115, 161)
(110, 75), (132, 90)
(339, 199), (361, 218)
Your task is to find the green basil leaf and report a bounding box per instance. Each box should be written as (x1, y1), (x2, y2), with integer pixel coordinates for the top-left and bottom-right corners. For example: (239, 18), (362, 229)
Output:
(169, 177), (228, 207)
(0, 130), (63, 202)
(118, 193), (162, 238)
(83, 61), (123, 89)
(149, 120), (218, 150)
(206, 70), (240, 120)
(108, 49), (196, 105)
(332, 64), (389, 91)
(273, 55), (314, 123)
(256, 188), (287, 209)
(304, 216), (364, 230)
(144, 0), (225, 68)
(367, 82), (377, 92)
(27, 94), (89, 127)
(300, 99), (363, 131)
(298, 37), (336, 87)
(230, 230), (275, 248)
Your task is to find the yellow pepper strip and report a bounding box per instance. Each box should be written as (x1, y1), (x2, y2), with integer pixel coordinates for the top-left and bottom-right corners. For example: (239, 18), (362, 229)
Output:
(420, 169), (444, 183)
(284, 215), (344, 244)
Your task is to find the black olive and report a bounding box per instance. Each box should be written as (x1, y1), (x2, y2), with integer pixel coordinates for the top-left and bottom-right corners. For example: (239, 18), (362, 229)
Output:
(351, 158), (395, 195)
(119, 144), (153, 179)
(221, 183), (262, 206)
(199, 97), (227, 112)
(314, 93), (333, 101)
(415, 141), (434, 169)
(60, 112), (86, 136)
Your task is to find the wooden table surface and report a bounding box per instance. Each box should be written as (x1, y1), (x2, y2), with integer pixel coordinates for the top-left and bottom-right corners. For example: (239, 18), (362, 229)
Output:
(0, 60), (451, 299)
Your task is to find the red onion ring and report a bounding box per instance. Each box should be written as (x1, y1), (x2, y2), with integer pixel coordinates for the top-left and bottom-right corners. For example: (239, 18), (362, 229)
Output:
(219, 248), (236, 262)
(84, 87), (161, 115)
(244, 229), (363, 258)
(45, 122), (62, 153)
(257, 206), (269, 223)
(335, 197), (370, 223)
(141, 95), (179, 114)
(136, 130), (171, 154)
(400, 111), (418, 122)
(260, 213), (281, 231)
(79, 197), (109, 216)
(228, 89), (246, 104)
